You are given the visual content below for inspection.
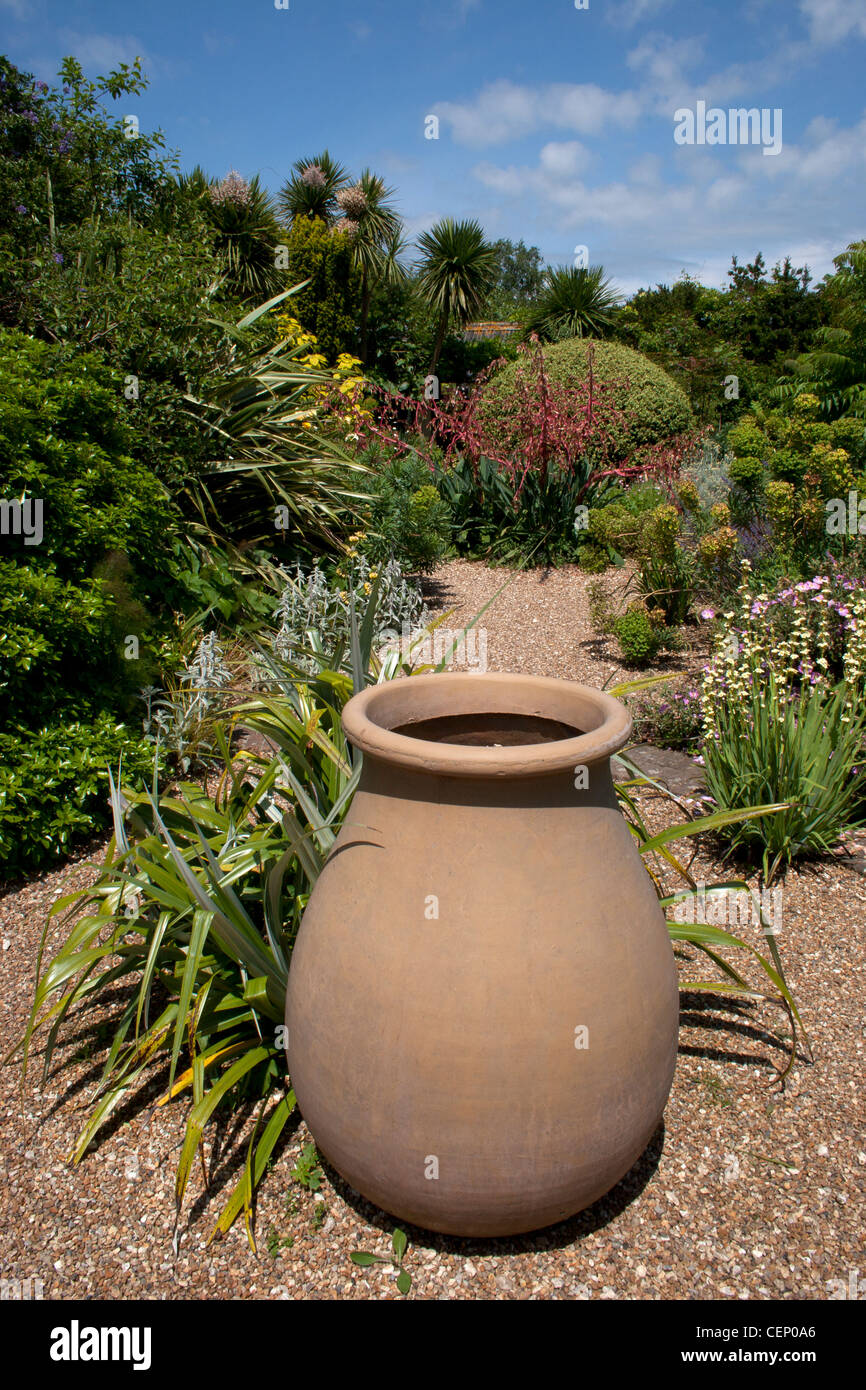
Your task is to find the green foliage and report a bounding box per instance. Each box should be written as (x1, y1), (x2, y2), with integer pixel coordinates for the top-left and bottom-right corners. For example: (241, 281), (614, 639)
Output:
(351, 1228), (412, 1297)
(0, 55), (177, 290)
(0, 332), (179, 581)
(285, 217), (361, 362)
(0, 562), (153, 728)
(200, 171), (283, 302)
(0, 715), (157, 879)
(727, 452), (764, 490)
(480, 338), (693, 461)
(780, 241), (866, 420)
(703, 671), (866, 884)
(279, 150), (349, 225)
(483, 238), (544, 319)
(12, 214), (227, 488)
(613, 606), (665, 666)
(362, 444), (452, 572)
(611, 733), (806, 1071)
(437, 453), (619, 566)
(184, 292), (371, 554)
(524, 265), (621, 342)
(290, 1142), (324, 1192)
(725, 396), (865, 567)
(16, 587), (446, 1244)
(415, 217), (497, 372)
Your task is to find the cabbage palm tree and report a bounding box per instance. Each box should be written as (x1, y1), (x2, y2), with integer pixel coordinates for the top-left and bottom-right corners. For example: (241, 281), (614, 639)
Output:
(278, 150), (349, 225)
(348, 170), (406, 362)
(525, 264), (622, 342)
(204, 171), (283, 301)
(415, 217), (496, 375)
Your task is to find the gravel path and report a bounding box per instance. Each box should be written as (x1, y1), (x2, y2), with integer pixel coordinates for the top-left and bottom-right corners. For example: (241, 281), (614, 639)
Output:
(1, 561), (864, 1301)
(421, 557), (696, 687)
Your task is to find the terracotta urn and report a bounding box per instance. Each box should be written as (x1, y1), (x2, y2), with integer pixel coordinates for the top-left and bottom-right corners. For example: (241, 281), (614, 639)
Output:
(285, 673), (678, 1237)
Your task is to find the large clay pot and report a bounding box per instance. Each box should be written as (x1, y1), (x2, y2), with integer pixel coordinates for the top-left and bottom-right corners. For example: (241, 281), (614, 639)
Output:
(285, 673), (678, 1237)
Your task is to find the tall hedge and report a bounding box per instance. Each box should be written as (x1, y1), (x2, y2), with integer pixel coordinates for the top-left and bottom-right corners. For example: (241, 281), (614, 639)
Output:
(285, 217), (361, 362)
(479, 338), (694, 459)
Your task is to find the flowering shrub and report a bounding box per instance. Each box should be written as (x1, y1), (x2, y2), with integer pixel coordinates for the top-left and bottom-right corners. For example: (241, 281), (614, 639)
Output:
(726, 394), (866, 565)
(210, 170), (252, 207)
(141, 632), (234, 774)
(701, 562), (866, 728)
(272, 312), (372, 437)
(630, 684), (704, 752)
(272, 553), (428, 674)
(699, 560), (866, 880)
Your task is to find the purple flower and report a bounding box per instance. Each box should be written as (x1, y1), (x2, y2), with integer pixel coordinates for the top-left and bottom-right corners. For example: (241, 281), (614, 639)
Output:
(15, 204), (27, 214)
(52, 252), (63, 264)
(700, 607), (715, 621)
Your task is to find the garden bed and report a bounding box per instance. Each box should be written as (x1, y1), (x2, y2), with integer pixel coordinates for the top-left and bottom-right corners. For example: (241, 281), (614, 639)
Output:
(1, 563), (863, 1302)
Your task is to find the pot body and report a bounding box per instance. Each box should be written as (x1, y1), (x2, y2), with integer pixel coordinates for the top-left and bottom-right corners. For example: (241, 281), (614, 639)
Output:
(285, 679), (678, 1237)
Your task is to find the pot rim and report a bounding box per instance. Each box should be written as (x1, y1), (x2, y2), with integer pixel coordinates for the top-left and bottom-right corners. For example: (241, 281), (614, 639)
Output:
(341, 673), (632, 779)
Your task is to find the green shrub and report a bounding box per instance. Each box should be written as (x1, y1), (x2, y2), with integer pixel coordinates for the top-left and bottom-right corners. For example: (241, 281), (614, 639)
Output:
(0, 332), (179, 587)
(768, 447), (806, 484)
(362, 446), (452, 572)
(703, 669), (866, 884)
(0, 715), (157, 879)
(0, 562), (155, 727)
(727, 452), (765, 490)
(613, 605), (665, 666)
(726, 419), (766, 458)
(577, 540), (610, 573)
(285, 216), (361, 362)
(478, 338), (693, 460)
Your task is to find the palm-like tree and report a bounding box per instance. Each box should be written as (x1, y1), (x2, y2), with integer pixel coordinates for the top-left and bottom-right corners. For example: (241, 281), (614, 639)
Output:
(415, 218), (496, 375)
(524, 265), (622, 343)
(347, 170), (406, 362)
(204, 171), (283, 301)
(278, 150), (349, 225)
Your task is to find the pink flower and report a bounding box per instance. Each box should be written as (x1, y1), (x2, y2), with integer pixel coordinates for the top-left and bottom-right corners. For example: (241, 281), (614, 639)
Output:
(700, 608), (715, 621)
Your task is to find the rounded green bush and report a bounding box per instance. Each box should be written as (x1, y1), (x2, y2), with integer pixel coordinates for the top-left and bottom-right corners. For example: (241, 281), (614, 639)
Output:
(726, 418), (766, 459)
(768, 447), (807, 484)
(477, 339), (693, 460)
(613, 606), (664, 667)
(728, 453), (765, 490)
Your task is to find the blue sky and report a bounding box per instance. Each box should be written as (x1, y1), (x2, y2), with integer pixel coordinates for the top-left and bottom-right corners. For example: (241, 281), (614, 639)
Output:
(2, 0), (865, 294)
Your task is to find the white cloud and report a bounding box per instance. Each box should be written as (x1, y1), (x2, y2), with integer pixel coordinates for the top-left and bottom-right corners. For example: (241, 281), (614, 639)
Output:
(539, 141), (591, 177)
(433, 79), (641, 147)
(799, 0), (866, 44)
(55, 30), (151, 73)
(467, 106), (866, 292)
(605, 0), (677, 29)
(626, 33), (705, 86)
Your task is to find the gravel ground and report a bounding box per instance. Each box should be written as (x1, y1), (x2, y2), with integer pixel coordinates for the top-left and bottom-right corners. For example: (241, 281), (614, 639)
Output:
(1, 560), (864, 1302)
(420, 556), (702, 687)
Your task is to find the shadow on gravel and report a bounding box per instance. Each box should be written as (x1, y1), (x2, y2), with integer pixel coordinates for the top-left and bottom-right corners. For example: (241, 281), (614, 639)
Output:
(320, 1123), (666, 1263)
(677, 990), (807, 1072)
